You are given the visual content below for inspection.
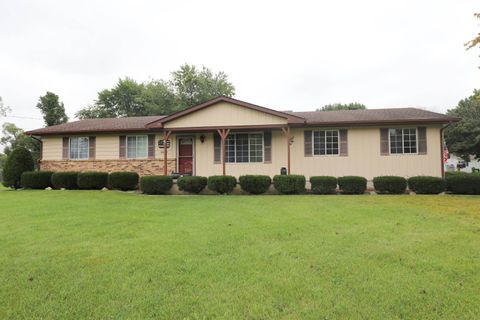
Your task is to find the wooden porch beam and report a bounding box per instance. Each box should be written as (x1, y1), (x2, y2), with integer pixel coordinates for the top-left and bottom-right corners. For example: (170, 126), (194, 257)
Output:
(163, 130), (172, 176)
(282, 127), (292, 174)
(217, 128), (231, 176)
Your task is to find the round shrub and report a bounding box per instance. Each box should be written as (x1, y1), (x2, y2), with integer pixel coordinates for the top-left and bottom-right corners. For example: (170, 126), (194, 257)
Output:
(207, 175), (237, 194)
(445, 173), (480, 194)
(373, 176), (407, 194)
(177, 176), (207, 194)
(2, 147), (34, 189)
(108, 172), (139, 191)
(140, 176), (173, 194)
(77, 172), (109, 190)
(20, 171), (53, 189)
(51, 172), (79, 189)
(239, 175), (271, 194)
(273, 175), (306, 194)
(310, 176), (337, 194)
(407, 176), (445, 194)
(338, 176), (367, 194)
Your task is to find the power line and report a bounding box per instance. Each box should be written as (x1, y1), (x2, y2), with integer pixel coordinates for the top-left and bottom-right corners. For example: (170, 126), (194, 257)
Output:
(1, 115), (43, 120)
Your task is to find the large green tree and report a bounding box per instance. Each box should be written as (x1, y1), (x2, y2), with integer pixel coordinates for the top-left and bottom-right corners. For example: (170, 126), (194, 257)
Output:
(0, 122), (40, 164)
(36, 92), (69, 126)
(444, 90), (480, 160)
(317, 103), (366, 111)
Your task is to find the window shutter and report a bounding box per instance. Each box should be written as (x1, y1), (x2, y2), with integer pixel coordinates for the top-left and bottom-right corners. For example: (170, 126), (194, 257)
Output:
(88, 136), (96, 159)
(119, 136), (126, 159)
(148, 134), (155, 159)
(304, 130), (312, 157)
(62, 137), (69, 160)
(339, 129), (348, 156)
(418, 127), (427, 155)
(264, 131), (272, 163)
(214, 133), (221, 164)
(380, 128), (389, 156)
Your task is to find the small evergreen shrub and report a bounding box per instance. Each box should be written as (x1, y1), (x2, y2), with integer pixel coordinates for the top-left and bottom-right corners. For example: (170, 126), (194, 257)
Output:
(407, 176), (445, 194)
(140, 176), (173, 194)
(108, 172), (139, 191)
(273, 175), (306, 194)
(177, 176), (208, 194)
(2, 147), (34, 189)
(51, 172), (79, 189)
(20, 171), (53, 189)
(207, 175), (237, 194)
(373, 176), (407, 194)
(310, 176), (337, 194)
(445, 173), (480, 194)
(77, 172), (109, 190)
(338, 176), (367, 194)
(239, 175), (271, 194)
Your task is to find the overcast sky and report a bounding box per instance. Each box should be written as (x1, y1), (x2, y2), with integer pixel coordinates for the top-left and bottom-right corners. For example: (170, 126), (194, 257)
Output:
(0, 0), (479, 132)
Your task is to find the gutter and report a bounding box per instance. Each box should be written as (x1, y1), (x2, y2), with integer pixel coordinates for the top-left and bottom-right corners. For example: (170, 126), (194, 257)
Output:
(28, 135), (43, 167)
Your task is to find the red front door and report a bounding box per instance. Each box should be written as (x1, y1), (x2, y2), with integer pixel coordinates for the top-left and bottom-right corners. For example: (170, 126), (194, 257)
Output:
(178, 138), (194, 175)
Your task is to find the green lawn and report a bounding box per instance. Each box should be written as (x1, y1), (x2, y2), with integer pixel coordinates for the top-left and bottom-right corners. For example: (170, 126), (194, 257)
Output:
(1, 191), (479, 319)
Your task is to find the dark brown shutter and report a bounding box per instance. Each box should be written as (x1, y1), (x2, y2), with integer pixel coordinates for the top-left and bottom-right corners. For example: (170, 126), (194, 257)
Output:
(214, 133), (221, 163)
(418, 127), (427, 155)
(304, 130), (312, 157)
(380, 128), (389, 156)
(62, 137), (69, 160)
(119, 136), (126, 159)
(264, 131), (272, 163)
(88, 136), (96, 159)
(339, 129), (348, 156)
(148, 134), (155, 159)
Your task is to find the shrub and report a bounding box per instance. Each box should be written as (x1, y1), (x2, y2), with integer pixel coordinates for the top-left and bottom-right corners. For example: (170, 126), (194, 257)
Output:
(338, 176), (367, 194)
(108, 172), (139, 191)
(373, 176), (407, 194)
(77, 172), (109, 190)
(140, 176), (173, 194)
(207, 175), (237, 194)
(273, 175), (306, 194)
(407, 176), (445, 194)
(445, 173), (480, 194)
(177, 176), (208, 194)
(239, 175), (271, 194)
(2, 147), (34, 189)
(51, 172), (79, 189)
(310, 176), (337, 194)
(20, 171), (53, 189)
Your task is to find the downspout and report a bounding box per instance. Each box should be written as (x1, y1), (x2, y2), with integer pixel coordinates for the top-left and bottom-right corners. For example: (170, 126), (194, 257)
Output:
(440, 122), (453, 178)
(29, 135), (42, 170)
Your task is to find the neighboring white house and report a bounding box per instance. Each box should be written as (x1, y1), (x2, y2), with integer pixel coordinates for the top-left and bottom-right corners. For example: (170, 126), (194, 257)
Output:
(445, 154), (480, 173)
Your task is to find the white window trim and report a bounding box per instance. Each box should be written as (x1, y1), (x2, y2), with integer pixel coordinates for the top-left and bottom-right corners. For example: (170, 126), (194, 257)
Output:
(69, 137), (89, 160)
(126, 135), (148, 159)
(225, 132), (264, 164)
(388, 127), (418, 155)
(311, 129), (340, 157)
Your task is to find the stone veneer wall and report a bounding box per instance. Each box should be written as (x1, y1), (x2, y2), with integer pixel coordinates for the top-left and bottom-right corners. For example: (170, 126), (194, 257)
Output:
(39, 159), (177, 176)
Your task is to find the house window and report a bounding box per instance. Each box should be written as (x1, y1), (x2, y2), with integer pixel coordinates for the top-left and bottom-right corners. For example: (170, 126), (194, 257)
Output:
(225, 133), (263, 163)
(389, 128), (417, 154)
(69, 137), (89, 160)
(313, 130), (339, 155)
(127, 135), (148, 159)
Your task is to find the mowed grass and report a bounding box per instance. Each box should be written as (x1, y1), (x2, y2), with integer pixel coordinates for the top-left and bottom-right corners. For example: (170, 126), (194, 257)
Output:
(1, 191), (479, 319)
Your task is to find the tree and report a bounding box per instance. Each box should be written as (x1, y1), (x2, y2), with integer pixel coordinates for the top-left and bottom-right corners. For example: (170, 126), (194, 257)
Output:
(36, 92), (69, 126)
(0, 96), (12, 117)
(2, 147), (34, 188)
(318, 103), (366, 111)
(444, 90), (480, 160)
(0, 123), (40, 164)
(465, 13), (480, 50)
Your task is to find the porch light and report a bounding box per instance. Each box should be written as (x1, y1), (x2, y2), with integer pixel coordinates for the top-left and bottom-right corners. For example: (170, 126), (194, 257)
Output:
(200, 135), (206, 143)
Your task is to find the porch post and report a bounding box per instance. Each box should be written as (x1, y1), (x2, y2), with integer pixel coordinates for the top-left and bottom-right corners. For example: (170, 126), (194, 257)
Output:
(217, 128), (230, 176)
(282, 127), (292, 174)
(163, 130), (172, 176)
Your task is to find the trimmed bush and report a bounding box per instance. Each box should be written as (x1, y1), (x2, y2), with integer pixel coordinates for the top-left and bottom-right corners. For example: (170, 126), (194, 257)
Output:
(207, 175), (237, 194)
(51, 172), (79, 189)
(108, 172), (139, 191)
(310, 176), (337, 194)
(2, 147), (35, 189)
(140, 176), (173, 194)
(77, 172), (109, 190)
(407, 176), (445, 194)
(273, 175), (306, 194)
(239, 175), (271, 194)
(338, 176), (367, 194)
(373, 176), (407, 194)
(445, 173), (480, 194)
(20, 171), (53, 189)
(177, 176), (208, 194)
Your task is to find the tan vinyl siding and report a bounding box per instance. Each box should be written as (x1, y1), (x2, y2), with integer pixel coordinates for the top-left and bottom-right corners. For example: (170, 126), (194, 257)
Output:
(95, 135), (119, 160)
(42, 137), (63, 160)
